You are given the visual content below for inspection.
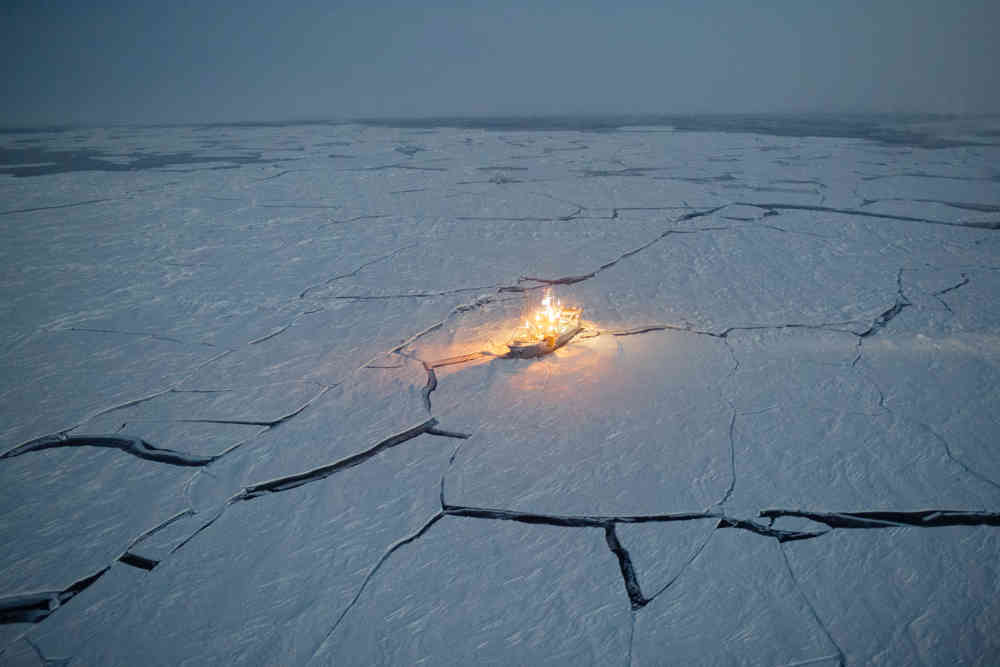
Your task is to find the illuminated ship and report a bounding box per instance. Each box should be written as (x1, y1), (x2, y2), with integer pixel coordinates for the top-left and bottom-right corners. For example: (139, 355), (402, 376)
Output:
(506, 288), (583, 358)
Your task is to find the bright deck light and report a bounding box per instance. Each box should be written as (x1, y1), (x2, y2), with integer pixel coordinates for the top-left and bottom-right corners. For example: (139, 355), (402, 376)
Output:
(506, 288), (583, 358)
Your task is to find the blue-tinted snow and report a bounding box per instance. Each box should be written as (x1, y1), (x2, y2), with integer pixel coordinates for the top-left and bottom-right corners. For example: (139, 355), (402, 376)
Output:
(1, 117), (999, 665)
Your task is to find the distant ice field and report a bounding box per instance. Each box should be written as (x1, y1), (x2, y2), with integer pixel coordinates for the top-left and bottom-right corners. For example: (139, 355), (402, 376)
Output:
(1, 115), (999, 665)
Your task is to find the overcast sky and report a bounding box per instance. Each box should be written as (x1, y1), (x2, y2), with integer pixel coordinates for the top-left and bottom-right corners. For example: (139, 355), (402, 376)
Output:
(3, 0), (998, 126)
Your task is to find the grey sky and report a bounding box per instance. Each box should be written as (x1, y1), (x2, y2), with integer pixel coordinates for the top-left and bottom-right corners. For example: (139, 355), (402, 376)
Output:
(3, 0), (998, 125)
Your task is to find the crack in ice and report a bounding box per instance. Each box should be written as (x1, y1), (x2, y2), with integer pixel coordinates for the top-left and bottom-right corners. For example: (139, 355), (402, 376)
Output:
(0, 434), (217, 467)
(738, 202), (1000, 230)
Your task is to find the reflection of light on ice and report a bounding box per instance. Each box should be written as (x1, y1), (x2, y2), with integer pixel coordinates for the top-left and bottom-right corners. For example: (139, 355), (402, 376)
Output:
(507, 288), (583, 358)
(506, 335), (610, 396)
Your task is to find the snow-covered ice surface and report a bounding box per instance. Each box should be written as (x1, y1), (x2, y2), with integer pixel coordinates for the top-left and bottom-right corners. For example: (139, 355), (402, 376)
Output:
(2, 116), (999, 665)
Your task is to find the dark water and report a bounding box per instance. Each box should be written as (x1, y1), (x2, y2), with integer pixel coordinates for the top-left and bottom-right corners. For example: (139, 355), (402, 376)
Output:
(2, 113), (996, 178)
(356, 113), (998, 149)
(0, 146), (275, 178)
